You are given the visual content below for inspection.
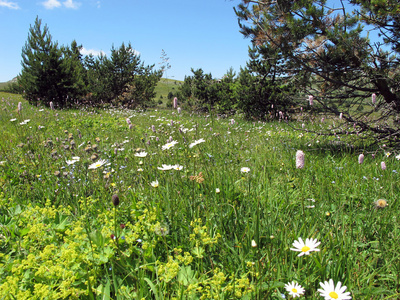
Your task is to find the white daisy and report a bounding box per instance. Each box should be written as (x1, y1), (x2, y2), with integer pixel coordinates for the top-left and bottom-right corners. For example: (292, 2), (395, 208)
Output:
(284, 281), (305, 298)
(395, 154), (400, 160)
(150, 180), (159, 188)
(215, 188), (220, 193)
(158, 164), (174, 171)
(135, 151), (148, 157)
(318, 279), (351, 300)
(161, 140), (178, 150)
(172, 164), (183, 170)
(88, 159), (108, 170)
(137, 168), (143, 172)
(66, 156), (80, 165)
(189, 138), (205, 148)
(19, 119), (30, 125)
(290, 237), (320, 256)
(241, 167), (250, 173)
(10, 118), (17, 122)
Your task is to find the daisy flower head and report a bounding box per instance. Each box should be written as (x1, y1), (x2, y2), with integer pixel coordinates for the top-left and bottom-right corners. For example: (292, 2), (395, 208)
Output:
(157, 164), (174, 171)
(290, 237), (320, 257)
(189, 138), (205, 148)
(396, 154), (400, 160)
(20, 119), (30, 125)
(162, 140), (178, 150)
(88, 159), (108, 170)
(284, 281), (305, 298)
(134, 151), (148, 157)
(66, 156), (80, 165)
(172, 164), (183, 170)
(318, 279), (351, 300)
(66, 160), (77, 165)
(150, 180), (159, 188)
(241, 167), (250, 173)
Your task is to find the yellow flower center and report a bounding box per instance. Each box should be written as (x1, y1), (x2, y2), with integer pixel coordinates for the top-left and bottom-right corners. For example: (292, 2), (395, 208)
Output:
(329, 291), (339, 299)
(301, 246), (310, 252)
(292, 288), (298, 293)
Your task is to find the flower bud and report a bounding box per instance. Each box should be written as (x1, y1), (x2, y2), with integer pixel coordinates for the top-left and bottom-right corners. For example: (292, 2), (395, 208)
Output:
(112, 194), (120, 206)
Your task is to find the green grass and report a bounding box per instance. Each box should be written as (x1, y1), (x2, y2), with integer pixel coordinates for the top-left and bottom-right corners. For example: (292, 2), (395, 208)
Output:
(0, 92), (399, 299)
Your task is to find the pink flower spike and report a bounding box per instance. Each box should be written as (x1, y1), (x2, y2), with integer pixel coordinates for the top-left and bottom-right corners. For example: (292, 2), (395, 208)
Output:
(308, 95), (313, 106)
(296, 150), (305, 169)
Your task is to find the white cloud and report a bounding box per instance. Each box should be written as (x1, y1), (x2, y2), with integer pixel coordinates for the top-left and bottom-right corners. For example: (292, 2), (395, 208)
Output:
(42, 0), (80, 9)
(42, 0), (61, 9)
(63, 0), (80, 9)
(0, 0), (20, 9)
(80, 47), (106, 57)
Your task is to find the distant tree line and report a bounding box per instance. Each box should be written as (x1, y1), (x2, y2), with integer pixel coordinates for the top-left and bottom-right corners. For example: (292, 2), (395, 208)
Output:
(174, 53), (296, 120)
(15, 17), (162, 109)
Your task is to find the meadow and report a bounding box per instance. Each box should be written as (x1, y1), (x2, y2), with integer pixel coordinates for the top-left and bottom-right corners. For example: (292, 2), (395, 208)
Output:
(0, 92), (399, 299)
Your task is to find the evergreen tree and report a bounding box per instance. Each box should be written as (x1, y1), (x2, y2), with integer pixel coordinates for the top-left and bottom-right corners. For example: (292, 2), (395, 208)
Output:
(84, 43), (143, 103)
(235, 0), (400, 144)
(19, 17), (81, 108)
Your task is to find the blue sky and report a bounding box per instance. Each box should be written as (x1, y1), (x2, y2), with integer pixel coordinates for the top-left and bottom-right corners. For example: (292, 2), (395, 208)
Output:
(0, 0), (251, 82)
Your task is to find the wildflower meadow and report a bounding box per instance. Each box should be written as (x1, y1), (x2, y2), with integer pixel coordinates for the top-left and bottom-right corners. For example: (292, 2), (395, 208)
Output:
(0, 92), (399, 299)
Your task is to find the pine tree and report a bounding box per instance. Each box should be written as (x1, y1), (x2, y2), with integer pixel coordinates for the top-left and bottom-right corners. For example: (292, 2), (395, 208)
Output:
(19, 17), (82, 108)
(235, 0), (400, 144)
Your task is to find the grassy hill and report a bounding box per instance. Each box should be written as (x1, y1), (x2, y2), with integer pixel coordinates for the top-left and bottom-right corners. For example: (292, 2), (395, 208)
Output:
(154, 78), (183, 105)
(0, 78), (15, 90)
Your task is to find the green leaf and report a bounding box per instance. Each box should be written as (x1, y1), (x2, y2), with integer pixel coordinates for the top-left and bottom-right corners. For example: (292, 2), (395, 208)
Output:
(18, 227), (30, 237)
(144, 277), (159, 300)
(102, 280), (111, 300)
(192, 246), (204, 259)
(177, 265), (195, 286)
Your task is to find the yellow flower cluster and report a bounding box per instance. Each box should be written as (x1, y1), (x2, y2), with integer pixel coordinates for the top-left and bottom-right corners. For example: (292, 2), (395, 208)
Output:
(156, 249), (193, 283)
(0, 195), (162, 299)
(156, 256), (181, 283)
(186, 268), (254, 299)
(189, 218), (221, 246)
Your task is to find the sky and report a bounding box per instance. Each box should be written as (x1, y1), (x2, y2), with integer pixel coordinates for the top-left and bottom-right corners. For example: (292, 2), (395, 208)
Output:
(0, 0), (252, 82)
